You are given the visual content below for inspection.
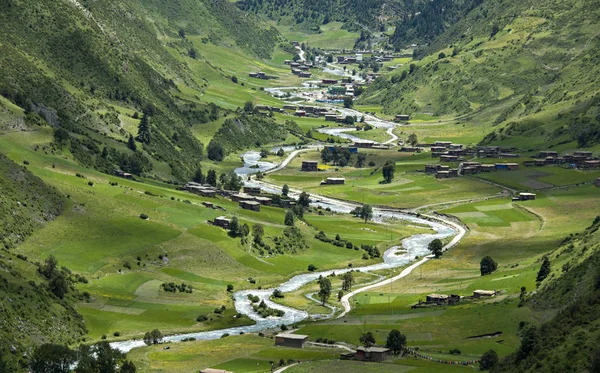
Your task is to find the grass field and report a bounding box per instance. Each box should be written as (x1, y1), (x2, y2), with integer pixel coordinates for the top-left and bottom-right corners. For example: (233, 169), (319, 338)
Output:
(266, 150), (503, 208)
(275, 22), (360, 50)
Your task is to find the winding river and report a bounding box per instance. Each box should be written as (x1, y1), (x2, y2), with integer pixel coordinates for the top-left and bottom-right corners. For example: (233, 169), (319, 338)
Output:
(111, 62), (462, 353)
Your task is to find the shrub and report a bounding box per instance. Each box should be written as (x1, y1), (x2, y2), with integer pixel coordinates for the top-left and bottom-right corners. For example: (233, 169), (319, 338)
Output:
(140, 213), (149, 220)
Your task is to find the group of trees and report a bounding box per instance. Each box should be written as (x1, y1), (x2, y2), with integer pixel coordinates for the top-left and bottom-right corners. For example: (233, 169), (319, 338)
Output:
(143, 329), (163, 346)
(351, 204), (373, 223)
(192, 167), (242, 191)
(428, 239), (443, 258)
(321, 146), (353, 167)
(29, 342), (136, 373)
(39, 255), (70, 299)
(358, 329), (407, 355)
(317, 276), (331, 305)
(341, 272), (354, 291)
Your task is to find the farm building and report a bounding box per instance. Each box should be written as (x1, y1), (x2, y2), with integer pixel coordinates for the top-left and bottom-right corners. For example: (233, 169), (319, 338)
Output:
(200, 369), (234, 373)
(231, 193), (255, 202)
(283, 105), (297, 110)
(401, 147), (422, 153)
(302, 161), (319, 172)
(473, 290), (497, 298)
(426, 294), (449, 303)
(353, 141), (374, 148)
(395, 114), (410, 121)
(274, 333), (308, 348)
(538, 151), (558, 158)
(298, 72), (312, 78)
(325, 114), (340, 122)
(479, 164), (496, 172)
(322, 79), (338, 85)
(202, 201), (214, 209)
(440, 155), (459, 162)
(582, 160), (600, 169)
(115, 170), (133, 179)
(243, 186), (262, 196)
(240, 201), (261, 212)
(496, 163), (519, 171)
(213, 216), (231, 229)
(573, 151), (593, 158)
(254, 196), (272, 206)
(595, 178), (600, 187)
(294, 110), (306, 117)
(355, 347), (390, 362)
(425, 164), (441, 174)
(518, 193), (537, 201)
(321, 177), (345, 185)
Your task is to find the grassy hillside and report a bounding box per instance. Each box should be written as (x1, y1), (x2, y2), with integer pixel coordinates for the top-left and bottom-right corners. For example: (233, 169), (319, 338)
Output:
(361, 0), (600, 149)
(0, 0), (282, 182)
(494, 217), (600, 372)
(0, 153), (87, 371)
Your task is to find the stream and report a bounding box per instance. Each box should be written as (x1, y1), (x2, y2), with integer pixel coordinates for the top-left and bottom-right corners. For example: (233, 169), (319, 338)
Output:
(111, 59), (459, 353)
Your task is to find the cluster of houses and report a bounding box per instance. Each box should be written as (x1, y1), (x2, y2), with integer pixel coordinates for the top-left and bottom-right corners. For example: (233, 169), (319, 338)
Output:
(326, 84), (356, 100)
(284, 60), (315, 78)
(254, 105), (285, 114)
(524, 150), (600, 169)
(412, 290), (497, 309)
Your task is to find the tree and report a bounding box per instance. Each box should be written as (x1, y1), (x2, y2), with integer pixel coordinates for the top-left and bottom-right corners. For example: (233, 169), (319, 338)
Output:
(307, 264), (317, 272)
(517, 325), (539, 361)
(282, 184), (289, 196)
(359, 332), (376, 348)
(229, 216), (240, 237)
(76, 344), (98, 373)
(178, 29), (185, 38)
(536, 256), (551, 283)
(231, 76), (238, 84)
(252, 224), (264, 244)
(222, 172), (243, 191)
(0, 348), (7, 373)
(120, 360), (137, 373)
(343, 115), (355, 125)
(318, 277), (331, 305)
(284, 211), (295, 226)
(298, 192), (310, 208)
(188, 48), (197, 59)
(260, 149), (269, 158)
(343, 96), (353, 108)
(227, 284), (234, 292)
(480, 256), (498, 276)
(407, 133), (418, 146)
(385, 329), (406, 355)
(192, 167), (205, 184)
(95, 341), (125, 373)
(49, 273), (69, 299)
(53, 127), (70, 145)
(479, 349), (498, 371)
(241, 223), (250, 238)
(244, 101), (254, 113)
(143, 329), (163, 346)
(428, 238), (443, 258)
(206, 169), (217, 187)
(438, 52), (446, 59)
(127, 135), (136, 151)
(137, 114), (151, 144)
(342, 272), (353, 291)
(356, 154), (366, 168)
(277, 148), (285, 157)
(360, 205), (373, 223)
(207, 141), (224, 162)
(41, 255), (58, 279)
(382, 160), (395, 183)
(30, 344), (76, 373)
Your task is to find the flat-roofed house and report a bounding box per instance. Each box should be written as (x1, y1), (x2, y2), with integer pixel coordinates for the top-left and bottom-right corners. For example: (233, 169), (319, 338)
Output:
(213, 216), (231, 229)
(240, 200), (261, 212)
(274, 333), (308, 348)
(321, 177), (345, 185)
(355, 347), (390, 362)
(302, 161), (318, 172)
(519, 192), (536, 201)
(473, 290), (497, 298)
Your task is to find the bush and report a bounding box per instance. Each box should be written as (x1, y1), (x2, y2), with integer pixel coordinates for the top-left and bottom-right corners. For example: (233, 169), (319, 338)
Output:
(308, 264), (317, 272)
(140, 213), (149, 220)
(113, 331), (120, 337)
(88, 181), (94, 186)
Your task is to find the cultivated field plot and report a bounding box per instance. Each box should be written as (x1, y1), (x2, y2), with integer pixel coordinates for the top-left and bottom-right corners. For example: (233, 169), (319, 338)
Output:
(475, 166), (600, 189)
(440, 198), (535, 226)
(275, 22), (360, 50)
(267, 151), (502, 209)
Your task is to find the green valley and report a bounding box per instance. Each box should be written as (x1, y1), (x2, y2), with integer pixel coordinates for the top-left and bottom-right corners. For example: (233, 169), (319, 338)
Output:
(0, 0), (599, 372)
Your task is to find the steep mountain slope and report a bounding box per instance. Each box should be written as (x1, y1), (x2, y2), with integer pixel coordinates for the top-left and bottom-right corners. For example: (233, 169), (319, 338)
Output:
(493, 217), (600, 372)
(237, 0), (422, 32)
(0, 0), (280, 182)
(0, 153), (86, 371)
(360, 0), (600, 148)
